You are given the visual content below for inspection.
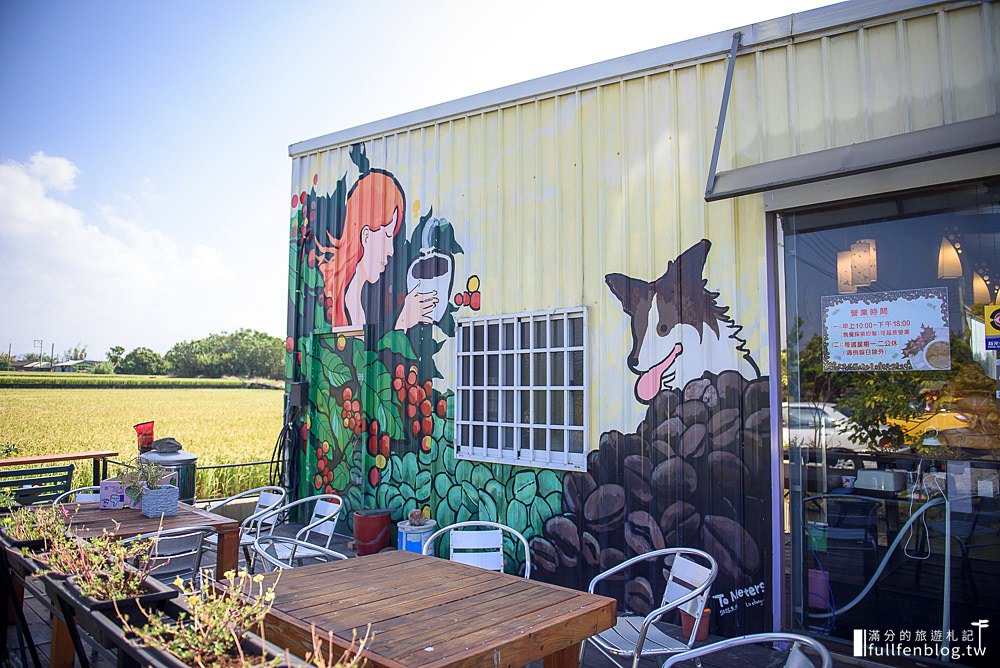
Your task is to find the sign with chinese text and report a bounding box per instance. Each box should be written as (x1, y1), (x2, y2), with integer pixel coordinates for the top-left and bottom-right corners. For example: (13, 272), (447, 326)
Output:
(822, 288), (950, 371)
(986, 305), (1000, 351)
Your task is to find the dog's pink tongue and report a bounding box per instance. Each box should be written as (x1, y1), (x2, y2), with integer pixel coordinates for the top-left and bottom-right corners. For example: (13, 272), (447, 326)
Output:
(635, 343), (683, 402)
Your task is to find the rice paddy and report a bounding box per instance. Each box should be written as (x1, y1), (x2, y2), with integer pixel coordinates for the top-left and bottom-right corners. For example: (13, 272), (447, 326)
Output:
(0, 388), (284, 499)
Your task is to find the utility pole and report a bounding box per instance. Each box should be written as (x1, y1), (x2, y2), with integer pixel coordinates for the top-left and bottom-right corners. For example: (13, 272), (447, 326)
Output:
(33, 339), (43, 371)
(50, 343), (55, 371)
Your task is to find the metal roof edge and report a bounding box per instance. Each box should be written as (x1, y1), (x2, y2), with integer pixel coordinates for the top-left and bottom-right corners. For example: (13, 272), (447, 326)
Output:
(288, 0), (954, 157)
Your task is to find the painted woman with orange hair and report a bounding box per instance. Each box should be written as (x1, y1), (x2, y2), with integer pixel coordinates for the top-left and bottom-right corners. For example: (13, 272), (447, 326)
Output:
(316, 170), (437, 330)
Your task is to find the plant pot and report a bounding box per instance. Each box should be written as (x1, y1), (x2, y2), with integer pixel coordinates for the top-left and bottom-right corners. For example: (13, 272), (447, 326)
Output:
(680, 607), (711, 641)
(0, 528), (58, 554)
(141, 485), (179, 518)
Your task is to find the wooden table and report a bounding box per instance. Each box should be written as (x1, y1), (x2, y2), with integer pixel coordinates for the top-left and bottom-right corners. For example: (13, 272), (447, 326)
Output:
(64, 501), (241, 579)
(259, 550), (616, 668)
(0, 449), (118, 486)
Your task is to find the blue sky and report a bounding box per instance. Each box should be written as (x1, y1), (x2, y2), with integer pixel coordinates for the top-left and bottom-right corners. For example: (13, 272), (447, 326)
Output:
(0, 0), (830, 360)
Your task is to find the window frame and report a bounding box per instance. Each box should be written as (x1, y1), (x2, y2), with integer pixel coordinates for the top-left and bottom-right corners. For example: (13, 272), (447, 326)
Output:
(454, 307), (588, 471)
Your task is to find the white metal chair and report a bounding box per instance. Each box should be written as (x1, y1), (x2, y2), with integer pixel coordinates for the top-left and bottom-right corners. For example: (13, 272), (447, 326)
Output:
(51, 486), (102, 505)
(583, 548), (718, 668)
(252, 535), (348, 572)
(421, 521), (531, 578)
(256, 494), (343, 565)
(203, 485), (286, 570)
(123, 525), (218, 588)
(661, 633), (832, 668)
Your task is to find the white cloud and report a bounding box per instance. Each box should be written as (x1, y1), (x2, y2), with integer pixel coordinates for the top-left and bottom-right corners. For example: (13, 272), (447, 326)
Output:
(0, 154), (280, 357)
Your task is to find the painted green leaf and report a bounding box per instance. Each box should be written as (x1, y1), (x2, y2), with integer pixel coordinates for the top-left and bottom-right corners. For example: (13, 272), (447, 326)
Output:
(402, 497), (418, 518)
(528, 499), (554, 534)
(400, 452), (419, 483)
(455, 460), (473, 483)
(388, 455), (403, 483)
(415, 471), (432, 501)
(484, 479), (505, 503)
(376, 484), (391, 508)
(386, 493), (405, 518)
(460, 481), (479, 512)
(478, 491), (498, 523)
(433, 473), (451, 499)
(399, 483), (416, 502)
(419, 443), (436, 467)
(471, 464), (493, 489)
(436, 502), (456, 528)
(442, 443), (457, 475)
(537, 470), (562, 498)
(457, 505), (473, 523)
(447, 485), (464, 512)
(377, 331), (418, 359)
(512, 471), (537, 504)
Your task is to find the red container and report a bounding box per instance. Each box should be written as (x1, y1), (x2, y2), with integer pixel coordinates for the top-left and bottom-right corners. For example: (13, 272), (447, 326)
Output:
(354, 510), (392, 555)
(134, 421), (155, 453)
(680, 608), (711, 641)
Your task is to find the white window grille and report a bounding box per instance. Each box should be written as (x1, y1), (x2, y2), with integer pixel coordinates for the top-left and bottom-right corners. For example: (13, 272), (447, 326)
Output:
(455, 308), (587, 470)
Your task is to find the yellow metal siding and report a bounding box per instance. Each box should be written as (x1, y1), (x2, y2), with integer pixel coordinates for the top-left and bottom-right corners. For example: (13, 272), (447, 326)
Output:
(290, 2), (997, 440)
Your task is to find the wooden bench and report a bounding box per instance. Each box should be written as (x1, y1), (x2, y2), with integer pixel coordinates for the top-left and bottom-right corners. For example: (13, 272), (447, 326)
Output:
(0, 464), (75, 505)
(0, 450), (117, 487)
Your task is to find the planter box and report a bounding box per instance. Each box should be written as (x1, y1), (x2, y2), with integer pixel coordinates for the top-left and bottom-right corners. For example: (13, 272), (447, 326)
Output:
(64, 571), (177, 613)
(85, 605), (305, 667)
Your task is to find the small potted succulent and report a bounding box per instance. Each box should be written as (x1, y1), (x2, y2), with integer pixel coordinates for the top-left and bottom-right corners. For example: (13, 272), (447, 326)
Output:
(121, 457), (179, 518)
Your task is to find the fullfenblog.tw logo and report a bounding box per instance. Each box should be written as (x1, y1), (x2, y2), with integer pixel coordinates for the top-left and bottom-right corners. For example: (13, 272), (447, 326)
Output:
(854, 621), (989, 661)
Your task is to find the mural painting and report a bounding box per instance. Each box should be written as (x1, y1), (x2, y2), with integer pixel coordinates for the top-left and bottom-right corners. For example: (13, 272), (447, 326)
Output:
(288, 147), (770, 634)
(531, 240), (772, 635)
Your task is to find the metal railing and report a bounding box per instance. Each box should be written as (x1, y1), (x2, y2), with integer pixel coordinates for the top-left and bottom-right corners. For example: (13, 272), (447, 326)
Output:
(106, 458), (275, 504)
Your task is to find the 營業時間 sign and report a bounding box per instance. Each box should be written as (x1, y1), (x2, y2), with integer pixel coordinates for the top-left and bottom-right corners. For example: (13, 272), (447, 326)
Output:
(822, 288), (950, 371)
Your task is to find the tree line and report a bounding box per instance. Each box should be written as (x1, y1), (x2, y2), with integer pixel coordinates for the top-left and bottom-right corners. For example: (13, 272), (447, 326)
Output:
(2, 329), (284, 380)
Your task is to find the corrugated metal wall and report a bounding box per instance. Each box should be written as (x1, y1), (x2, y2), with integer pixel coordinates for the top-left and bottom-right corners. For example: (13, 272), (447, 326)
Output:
(292, 1), (998, 437)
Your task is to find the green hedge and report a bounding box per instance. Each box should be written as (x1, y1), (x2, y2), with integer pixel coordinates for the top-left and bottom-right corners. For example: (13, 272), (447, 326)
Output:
(0, 372), (278, 389)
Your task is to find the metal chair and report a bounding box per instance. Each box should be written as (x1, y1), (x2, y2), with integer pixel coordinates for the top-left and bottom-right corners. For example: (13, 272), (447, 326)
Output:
(123, 525), (217, 588)
(252, 535), (348, 572)
(583, 548), (718, 668)
(662, 633), (833, 668)
(203, 485), (286, 570)
(421, 521), (531, 578)
(256, 494), (343, 565)
(51, 486), (101, 505)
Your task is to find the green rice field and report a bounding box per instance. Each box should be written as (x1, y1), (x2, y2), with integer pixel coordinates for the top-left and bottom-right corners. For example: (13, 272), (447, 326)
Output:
(0, 387), (283, 499)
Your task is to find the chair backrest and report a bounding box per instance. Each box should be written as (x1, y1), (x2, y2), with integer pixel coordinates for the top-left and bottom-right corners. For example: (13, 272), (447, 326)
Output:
(51, 486), (102, 505)
(253, 535), (348, 572)
(299, 497), (342, 548)
(423, 521), (531, 578)
(0, 464), (75, 505)
(249, 488), (286, 533)
(664, 552), (716, 617)
(128, 526), (217, 582)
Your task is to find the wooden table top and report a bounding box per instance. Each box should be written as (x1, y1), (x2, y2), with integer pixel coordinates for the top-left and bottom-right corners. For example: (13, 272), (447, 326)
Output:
(258, 550), (616, 668)
(64, 501), (239, 540)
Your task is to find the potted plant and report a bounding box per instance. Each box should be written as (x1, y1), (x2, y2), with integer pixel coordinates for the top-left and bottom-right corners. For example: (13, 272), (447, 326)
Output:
(121, 457), (179, 518)
(0, 503), (68, 552)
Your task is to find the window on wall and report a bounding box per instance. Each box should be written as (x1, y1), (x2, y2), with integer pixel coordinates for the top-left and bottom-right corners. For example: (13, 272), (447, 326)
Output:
(455, 309), (588, 470)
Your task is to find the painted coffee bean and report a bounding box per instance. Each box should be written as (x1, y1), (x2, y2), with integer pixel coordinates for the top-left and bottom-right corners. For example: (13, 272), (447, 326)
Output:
(599, 547), (627, 580)
(652, 416), (685, 444)
(651, 457), (697, 503)
(715, 370), (746, 410)
(625, 510), (665, 554)
(584, 484), (626, 533)
(676, 400), (709, 426)
(660, 501), (701, 545)
(563, 471), (596, 515)
(743, 378), (770, 415)
(623, 433), (646, 458)
(581, 532), (601, 566)
(625, 576), (655, 616)
(650, 438), (676, 464)
(743, 407), (771, 434)
(545, 515), (581, 568)
(701, 514), (761, 581)
(648, 387), (682, 423)
(708, 408), (742, 450)
(707, 450), (748, 486)
(679, 423), (708, 459)
(623, 455), (653, 506)
(529, 537), (559, 574)
(683, 378), (712, 402)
